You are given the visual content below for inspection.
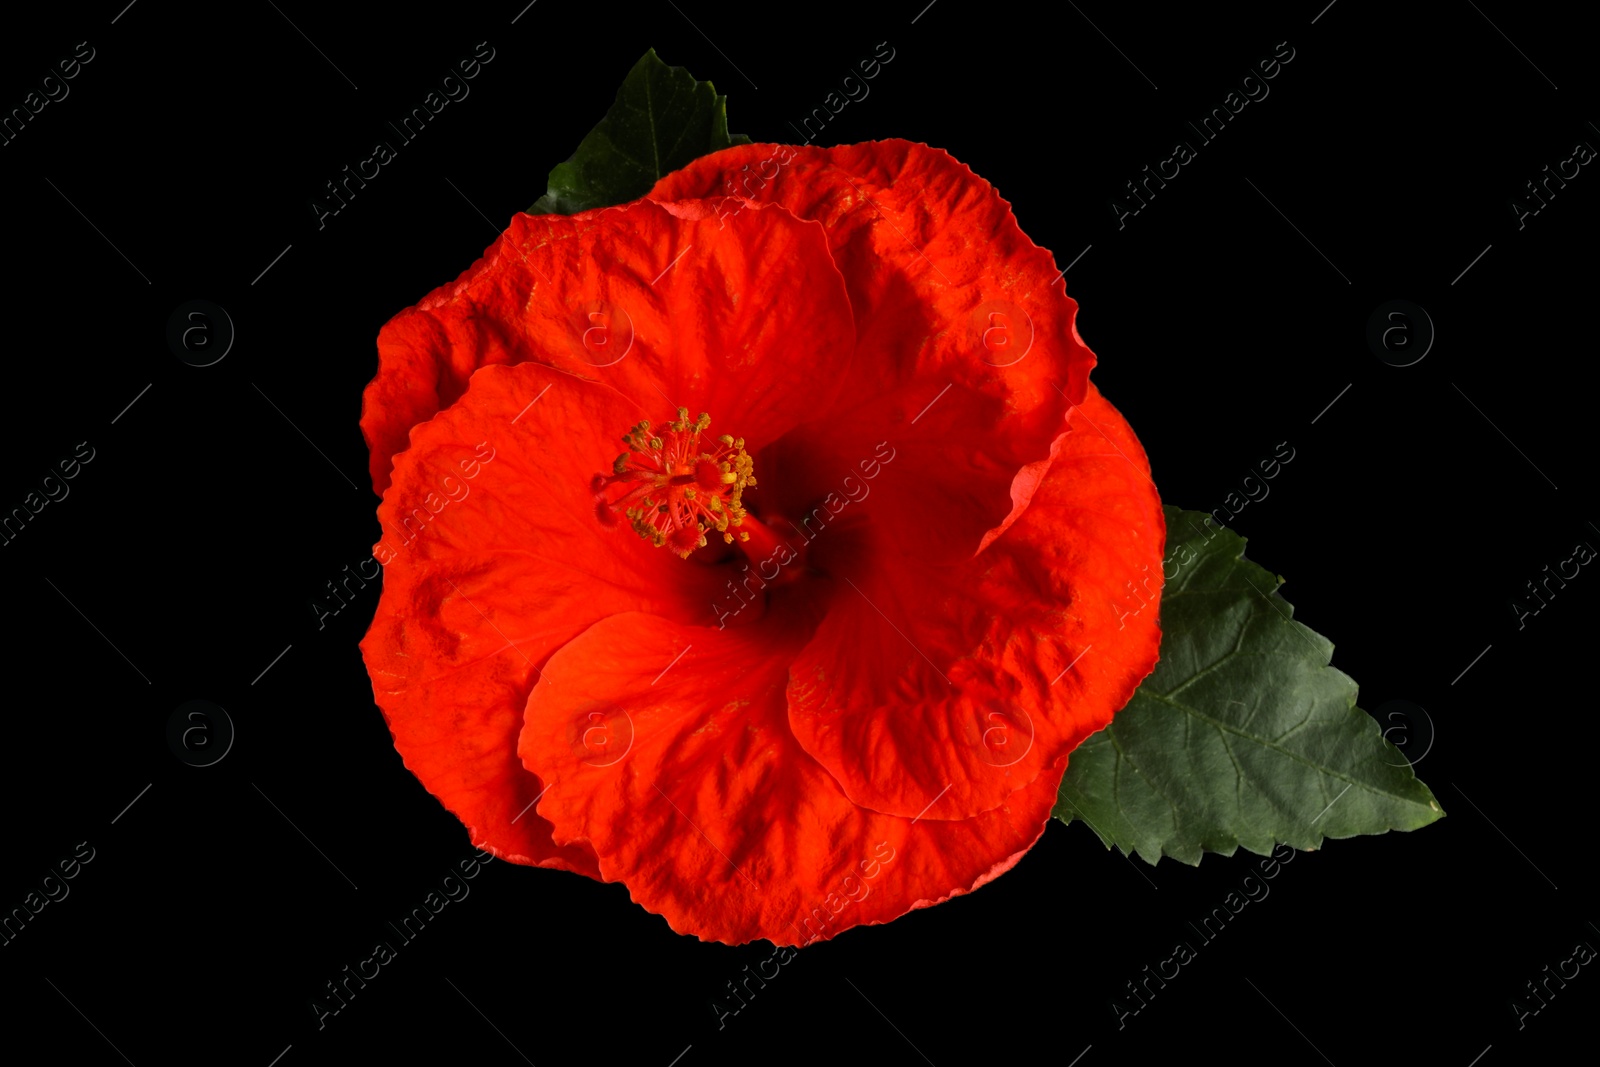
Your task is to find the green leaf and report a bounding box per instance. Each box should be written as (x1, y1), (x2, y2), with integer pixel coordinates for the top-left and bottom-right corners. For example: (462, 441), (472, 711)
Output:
(1054, 506), (1444, 864)
(528, 48), (750, 216)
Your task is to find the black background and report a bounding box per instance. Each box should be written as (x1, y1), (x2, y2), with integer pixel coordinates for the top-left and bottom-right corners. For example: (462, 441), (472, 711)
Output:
(2, 2), (1595, 1064)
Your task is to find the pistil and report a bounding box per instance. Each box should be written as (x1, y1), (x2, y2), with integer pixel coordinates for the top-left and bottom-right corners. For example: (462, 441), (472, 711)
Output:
(592, 408), (756, 558)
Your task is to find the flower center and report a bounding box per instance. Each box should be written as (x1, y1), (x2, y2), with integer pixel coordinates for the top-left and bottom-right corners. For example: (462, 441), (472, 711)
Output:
(591, 407), (756, 558)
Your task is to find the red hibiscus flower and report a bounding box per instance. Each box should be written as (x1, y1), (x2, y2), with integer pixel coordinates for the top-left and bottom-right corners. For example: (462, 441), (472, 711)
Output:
(359, 139), (1165, 945)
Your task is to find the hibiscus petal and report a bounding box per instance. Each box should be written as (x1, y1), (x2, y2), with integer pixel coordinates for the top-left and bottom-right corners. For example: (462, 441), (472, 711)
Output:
(360, 198), (855, 495)
(517, 607), (1063, 946)
(649, 139), (1092, 420)
(783, 382), (1166, 821)
(649, 140), (1107, 637)
(362, 361), (733, 873)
